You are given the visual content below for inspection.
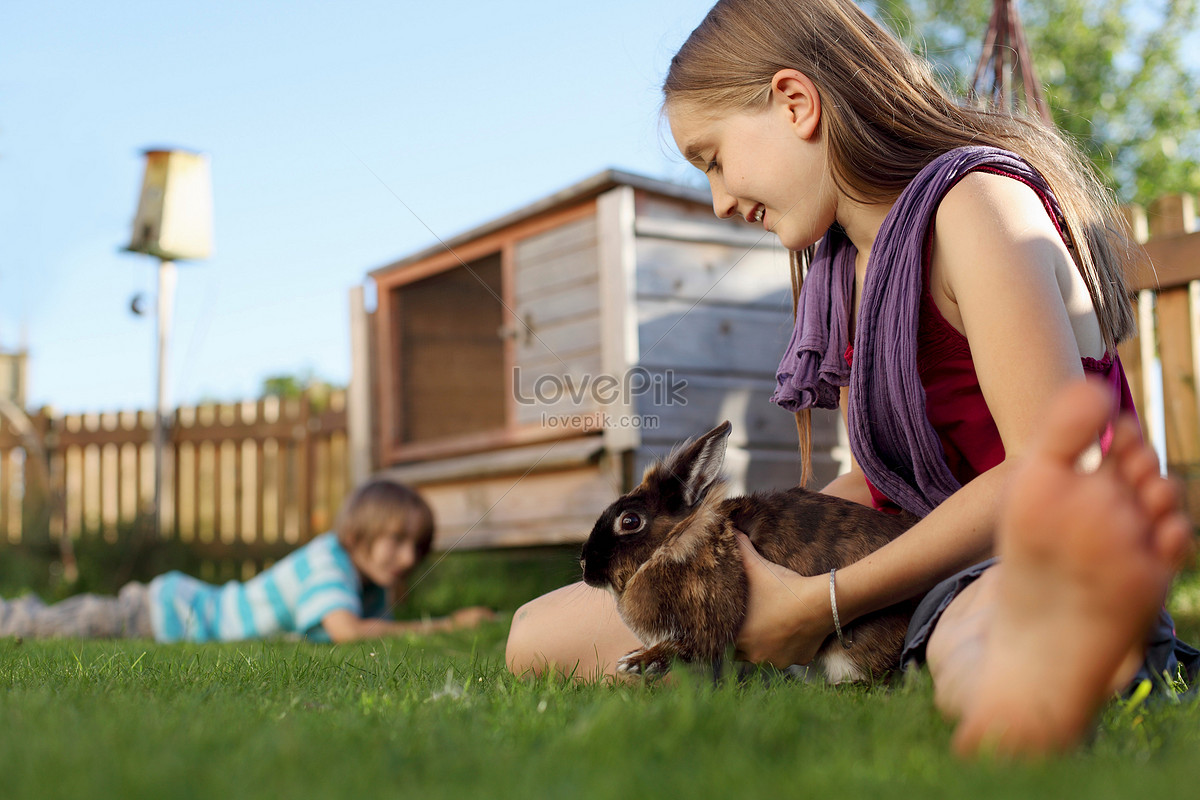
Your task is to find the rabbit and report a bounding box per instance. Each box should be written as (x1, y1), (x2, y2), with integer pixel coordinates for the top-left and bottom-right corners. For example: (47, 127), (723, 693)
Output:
(579, 420), (918, 683)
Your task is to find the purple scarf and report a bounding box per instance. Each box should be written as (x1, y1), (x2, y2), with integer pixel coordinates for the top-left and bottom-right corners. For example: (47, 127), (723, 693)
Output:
(771, 147), (1059, 517)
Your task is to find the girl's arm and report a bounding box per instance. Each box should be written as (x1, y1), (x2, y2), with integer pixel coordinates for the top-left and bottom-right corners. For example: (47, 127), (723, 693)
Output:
(736, 172), (1095, 667)
(322, 607), (496, 643)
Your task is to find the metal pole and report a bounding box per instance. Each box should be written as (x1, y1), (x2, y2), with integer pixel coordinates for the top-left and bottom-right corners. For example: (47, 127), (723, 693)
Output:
(154, 259), (176, 538)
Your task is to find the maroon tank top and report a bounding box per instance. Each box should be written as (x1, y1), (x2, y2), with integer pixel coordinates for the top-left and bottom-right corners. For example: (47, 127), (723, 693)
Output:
(845, 173), (1138, 514)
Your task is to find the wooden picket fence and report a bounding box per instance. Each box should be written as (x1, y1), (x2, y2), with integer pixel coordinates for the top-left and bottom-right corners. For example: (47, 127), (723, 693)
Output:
(1120, 193), (1200, 520)
(0, 390), (351, 575)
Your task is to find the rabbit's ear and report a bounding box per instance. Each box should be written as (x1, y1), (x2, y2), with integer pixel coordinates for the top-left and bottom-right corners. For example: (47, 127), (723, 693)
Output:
(663, 420), (732, 508)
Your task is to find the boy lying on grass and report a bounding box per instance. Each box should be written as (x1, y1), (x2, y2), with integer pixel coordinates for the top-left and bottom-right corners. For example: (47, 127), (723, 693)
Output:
(0, 479), (494, 643)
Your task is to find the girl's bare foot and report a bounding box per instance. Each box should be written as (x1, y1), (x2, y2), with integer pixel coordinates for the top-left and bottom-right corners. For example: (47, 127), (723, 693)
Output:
(953, 380), (1193, 757)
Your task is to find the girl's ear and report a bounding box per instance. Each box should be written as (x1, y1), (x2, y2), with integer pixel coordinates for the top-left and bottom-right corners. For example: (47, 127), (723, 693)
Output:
(770, 69), (821, 140)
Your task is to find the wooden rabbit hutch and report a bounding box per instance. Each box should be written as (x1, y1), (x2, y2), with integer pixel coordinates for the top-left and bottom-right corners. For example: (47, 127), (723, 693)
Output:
(364, 170), (844, 551)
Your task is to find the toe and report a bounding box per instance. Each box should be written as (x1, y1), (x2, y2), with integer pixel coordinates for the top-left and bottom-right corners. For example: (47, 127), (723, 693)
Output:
(1032, 380), (1113, 468)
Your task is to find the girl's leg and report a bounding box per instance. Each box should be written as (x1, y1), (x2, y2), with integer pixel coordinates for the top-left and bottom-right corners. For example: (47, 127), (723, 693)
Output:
(0, 594), (49, 637)
(926, 571), (1144, 723)
(506, 582), (643, 680)
(932, 380), (1190, 757)
(0, 583), (152, 639)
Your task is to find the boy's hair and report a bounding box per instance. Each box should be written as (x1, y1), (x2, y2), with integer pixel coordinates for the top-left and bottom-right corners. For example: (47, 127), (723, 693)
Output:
(663, 0), (1135, 351)
(665, 0), (1137, 487)
(335, 479), (434, 562)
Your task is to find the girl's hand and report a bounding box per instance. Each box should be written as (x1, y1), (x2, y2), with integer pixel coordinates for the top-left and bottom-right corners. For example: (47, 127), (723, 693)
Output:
(448, 606), (497, 629)
(733, 532), (835, 668)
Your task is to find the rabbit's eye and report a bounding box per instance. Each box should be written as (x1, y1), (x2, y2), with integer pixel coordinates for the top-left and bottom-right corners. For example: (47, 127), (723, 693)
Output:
(617, 512), (644, 534)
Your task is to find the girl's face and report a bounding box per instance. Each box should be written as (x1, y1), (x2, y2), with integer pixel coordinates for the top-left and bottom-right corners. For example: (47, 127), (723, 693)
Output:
(351, 529), (421, 588)
(668, 98), (835, 252)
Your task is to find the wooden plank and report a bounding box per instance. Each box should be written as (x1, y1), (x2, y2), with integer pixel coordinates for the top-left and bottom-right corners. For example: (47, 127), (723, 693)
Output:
(329, 431), (348, 524)
(515, 277), (601, 328)
(629, 374), (835, 452)
(6, 450), (21, 543)
(634, 236), (792, 307)
(635, 215), (784, 249)
(192, 441), (206, 542)
(347, 286), (372, 487)
(514, 312), (602, 364)
(296, 398), (312, 541)
(314, 437), (333, 535)
(118, 443), (136, 523)
(175, 441), (191, 541)
(635, 299), (794, 375)
(256, 436), (269, 543)
(215, 439), (229, 542)
(1129, 232), (1200, 291)
(1, 448), (13, 543)
(513, 351), (604, 392)
(101, 443), (119, 538)
(597, 186), (641, 454)
(1131, 193), (1199, 291)
(82, 443), (100, 534)
(65, 446), (81, 538)
(417, 463), (619, 550)
(196, 441), (213, 543)
(381, 435), (603, 485)
(513, 353), (606, 427)
(513, 217), (598, 265)
(635, 191), (732, 228)
(1157, 287), (1200, 466)
(514, 248), (601, 300)
(233, 439), (246, 543)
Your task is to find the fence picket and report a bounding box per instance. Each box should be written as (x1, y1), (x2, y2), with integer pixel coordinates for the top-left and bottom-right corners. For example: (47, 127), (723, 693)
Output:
(0, 389), (349, 574)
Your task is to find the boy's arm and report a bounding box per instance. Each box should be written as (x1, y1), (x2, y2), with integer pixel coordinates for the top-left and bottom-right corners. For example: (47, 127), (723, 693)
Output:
(321, 607), (496, 643)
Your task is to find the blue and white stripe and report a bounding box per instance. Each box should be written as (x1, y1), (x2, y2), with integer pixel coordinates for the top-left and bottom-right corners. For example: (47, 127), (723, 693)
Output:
(148, 533), (375, 642)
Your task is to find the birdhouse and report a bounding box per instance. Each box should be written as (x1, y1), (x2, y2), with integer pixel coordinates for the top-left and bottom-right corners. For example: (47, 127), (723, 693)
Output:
(127, 149), (213, 261)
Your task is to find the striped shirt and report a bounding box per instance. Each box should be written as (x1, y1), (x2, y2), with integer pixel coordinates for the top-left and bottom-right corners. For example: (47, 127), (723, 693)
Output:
(147, 533), (388, 642)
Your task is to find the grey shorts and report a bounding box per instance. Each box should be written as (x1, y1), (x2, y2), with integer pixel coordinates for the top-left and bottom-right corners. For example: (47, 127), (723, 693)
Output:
(0, 582), (154, 640)
(900, 559), (1200, 695)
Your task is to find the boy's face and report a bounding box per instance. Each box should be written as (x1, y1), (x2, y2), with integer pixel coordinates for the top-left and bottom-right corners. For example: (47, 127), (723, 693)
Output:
(350, 529), (421, 588)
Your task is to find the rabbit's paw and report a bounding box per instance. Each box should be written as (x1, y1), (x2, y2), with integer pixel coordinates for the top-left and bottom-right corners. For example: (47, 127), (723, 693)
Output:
(617, 644), (675, 676)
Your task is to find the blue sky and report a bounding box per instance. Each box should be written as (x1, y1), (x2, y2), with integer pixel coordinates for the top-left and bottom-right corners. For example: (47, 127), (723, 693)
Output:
(0, 0), (718, 413)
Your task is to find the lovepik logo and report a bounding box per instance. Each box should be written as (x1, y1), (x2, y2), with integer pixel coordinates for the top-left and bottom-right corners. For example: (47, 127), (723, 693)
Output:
(512, 367), (687, 407)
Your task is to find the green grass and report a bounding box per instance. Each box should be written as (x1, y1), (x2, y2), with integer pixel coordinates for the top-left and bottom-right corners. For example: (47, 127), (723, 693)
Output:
(1, 562), (1198, 799)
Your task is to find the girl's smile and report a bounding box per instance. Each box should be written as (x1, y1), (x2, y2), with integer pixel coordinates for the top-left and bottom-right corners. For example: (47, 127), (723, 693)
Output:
(666, 72), (837, 252)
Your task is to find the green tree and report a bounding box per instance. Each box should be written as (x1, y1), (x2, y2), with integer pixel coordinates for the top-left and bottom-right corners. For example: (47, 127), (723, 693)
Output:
(867, 0), (1200, 204)
(260, 370), (340, 411)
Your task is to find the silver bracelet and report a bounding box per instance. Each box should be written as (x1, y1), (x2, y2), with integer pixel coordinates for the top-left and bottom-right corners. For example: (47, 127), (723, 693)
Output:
(829, 568), (852, 650)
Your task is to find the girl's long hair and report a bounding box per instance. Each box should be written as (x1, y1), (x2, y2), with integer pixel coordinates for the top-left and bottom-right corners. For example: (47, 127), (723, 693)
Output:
(664, 0), (1136, 484)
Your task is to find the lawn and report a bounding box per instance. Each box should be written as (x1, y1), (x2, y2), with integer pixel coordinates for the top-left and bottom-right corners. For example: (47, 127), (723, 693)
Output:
(2, 557), (1199, 800)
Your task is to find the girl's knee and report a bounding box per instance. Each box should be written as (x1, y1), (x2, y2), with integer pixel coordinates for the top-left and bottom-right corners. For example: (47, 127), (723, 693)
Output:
(505, 582), (631, 679)
(505, 594), (554, 676)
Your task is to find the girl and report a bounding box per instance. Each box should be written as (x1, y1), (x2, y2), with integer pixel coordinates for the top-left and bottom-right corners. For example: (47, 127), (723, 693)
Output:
(506, 0), (1197, 755)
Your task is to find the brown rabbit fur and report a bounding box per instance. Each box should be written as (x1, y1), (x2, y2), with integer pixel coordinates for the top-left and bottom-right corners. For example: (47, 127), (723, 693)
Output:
(580, 421), (918, 683)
